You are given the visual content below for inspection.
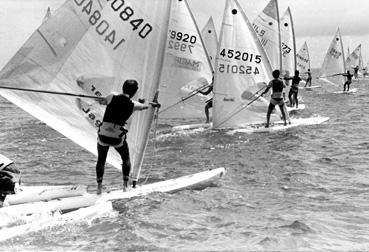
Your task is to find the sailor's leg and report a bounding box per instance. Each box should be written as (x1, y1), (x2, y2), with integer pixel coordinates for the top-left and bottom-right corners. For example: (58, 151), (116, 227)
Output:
(115, 140), (131, 190)
(288, 90), (293, 106)
(266, 103), (274, 128)
(295, 92), (299, 108)
(204, 104), (210, 123)
(278, 104), (287, 125)
(0, 194), (6, 208)
(96, 143), (109, 193)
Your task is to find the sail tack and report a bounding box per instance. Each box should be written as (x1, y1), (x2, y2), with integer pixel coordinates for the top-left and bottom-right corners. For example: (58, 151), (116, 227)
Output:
(213, 0), (277, 129)
(0, 0), (171, 182)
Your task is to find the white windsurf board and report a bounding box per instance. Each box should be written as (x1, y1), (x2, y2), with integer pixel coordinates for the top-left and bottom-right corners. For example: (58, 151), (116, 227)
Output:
(6, 185), (87, 205)
(227, 117), (329, 134)
(286, 104), (306, 112)
(300, 85), (322, 90)
(333, 88), (358, 94)
(0, 168), (226, 217)
(172, 122), (212, 131)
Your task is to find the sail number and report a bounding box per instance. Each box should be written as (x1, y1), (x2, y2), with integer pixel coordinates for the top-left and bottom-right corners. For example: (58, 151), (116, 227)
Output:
(220, 49), (262, 64)
(281, 42), (291, 57)
(74, 0), (153, 50)
(329, 48), (342, 59)
(107, 0), (152, 39)
(218, 64), (260, 75)
(252, 24), (266, 37)
(168, 30), (196, 54)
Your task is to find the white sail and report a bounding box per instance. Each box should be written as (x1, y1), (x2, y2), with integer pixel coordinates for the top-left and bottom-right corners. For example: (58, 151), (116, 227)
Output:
(280, 7), (296, 78)
(213, 0), (279, 129)
(319, 28), (346, 86)
(252, 0), (281, 71)
(345, 44), (361, 70)
(0, 0), (171, 184)
(296, 41), (310, 73)
(359, 52), (364, 71)
(201, 16), (218, 69)
(159, 0), (213, 119)
(42, 7), (52, 23)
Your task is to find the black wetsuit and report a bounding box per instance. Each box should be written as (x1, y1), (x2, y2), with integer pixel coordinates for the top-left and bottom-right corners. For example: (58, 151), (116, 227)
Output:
(199, 84), (213, 122)
(343, 73), (353, 91)
(96, 95), (134, 185)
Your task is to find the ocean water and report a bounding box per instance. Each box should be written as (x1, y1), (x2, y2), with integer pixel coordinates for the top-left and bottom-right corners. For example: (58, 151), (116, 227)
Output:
(1, 79), (369, 251)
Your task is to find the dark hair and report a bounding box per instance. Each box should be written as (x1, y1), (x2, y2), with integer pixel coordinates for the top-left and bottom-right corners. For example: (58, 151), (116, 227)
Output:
(122, 80), (139, 98)
(272, 69), (280, 78)
(295, 70), (299, 76)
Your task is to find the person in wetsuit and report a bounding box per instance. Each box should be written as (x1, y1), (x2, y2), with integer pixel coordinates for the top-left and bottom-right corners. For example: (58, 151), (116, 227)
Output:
(261, 69), (288, 128)
(284, 70), (302, 108)
(0, 154), (21, 207)
(304, 69), (312, 87)
(340, 70), (353, 91)
(95, 80), (160, 194)
(198, 78), (213, 123)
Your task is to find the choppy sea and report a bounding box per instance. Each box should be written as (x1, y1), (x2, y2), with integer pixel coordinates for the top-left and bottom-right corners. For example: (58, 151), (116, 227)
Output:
(1, 78), (369, 251)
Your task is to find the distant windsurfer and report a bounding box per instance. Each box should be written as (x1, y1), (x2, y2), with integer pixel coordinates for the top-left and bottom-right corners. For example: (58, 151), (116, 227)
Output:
(339, 70), (353, 91)
(261, 70), (289, 128)
(363, 67), (368, 78)
(353, 65), (359, 80)
(284, 70), (302, 108)
(0, 154), (21, 207)
(95, 80), (160, 194)
(198, 77), (213, 123)
(304, 69), (312, 87)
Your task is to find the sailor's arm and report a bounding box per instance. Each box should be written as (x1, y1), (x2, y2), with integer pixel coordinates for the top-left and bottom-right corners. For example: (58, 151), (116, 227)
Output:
(261, 86), (271, 96)
(132, 100), (161, 111)
(96, 94), (113, 105)
(198, 85), (213, 95)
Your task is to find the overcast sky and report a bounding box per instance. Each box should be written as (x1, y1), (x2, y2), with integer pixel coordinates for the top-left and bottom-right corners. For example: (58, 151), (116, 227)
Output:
(0, 0), (368, 68)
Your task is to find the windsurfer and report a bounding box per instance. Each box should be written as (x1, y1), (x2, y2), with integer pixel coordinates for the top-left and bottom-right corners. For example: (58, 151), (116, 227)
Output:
(353, 65), (359, 80)
(284, 70), (302, 108)
(261, 70), (288, 128)
(95, 80), (160, 194)
(0, 154), (21, 207)
(340, 70), (353, 91)
(198, 77), (213, 123)
(304, 69), (312, 87)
